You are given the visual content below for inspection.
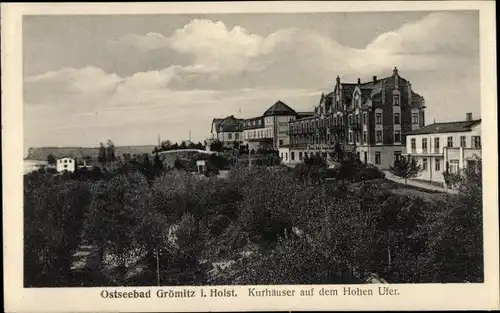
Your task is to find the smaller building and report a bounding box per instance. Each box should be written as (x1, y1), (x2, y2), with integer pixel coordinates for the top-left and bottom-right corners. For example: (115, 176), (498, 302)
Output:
(208, 115), (244, 148)
(404, 113), (481, 184)
(56, 157), (76, 173)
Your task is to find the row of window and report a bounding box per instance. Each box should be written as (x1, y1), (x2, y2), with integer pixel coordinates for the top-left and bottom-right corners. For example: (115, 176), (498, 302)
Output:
(57, 159), (73, 164)
(220, 133), (240, 140)
(419, 158), (467, 174)
(245, 119), (263, 127)
(243, 128), (272, 140)
(290, 116), (345, 132)
(347, 130), (401, 144)
(290, 109), (419, 132)
(410, 135), (481, 151)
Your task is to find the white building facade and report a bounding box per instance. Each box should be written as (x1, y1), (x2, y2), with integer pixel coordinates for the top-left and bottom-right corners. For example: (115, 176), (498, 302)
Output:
(56, 157), (76, 173)
(404, 114), (481, 184)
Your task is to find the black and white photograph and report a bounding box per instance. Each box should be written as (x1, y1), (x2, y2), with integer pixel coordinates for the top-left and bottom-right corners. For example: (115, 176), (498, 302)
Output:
(2, 1), (498, 312)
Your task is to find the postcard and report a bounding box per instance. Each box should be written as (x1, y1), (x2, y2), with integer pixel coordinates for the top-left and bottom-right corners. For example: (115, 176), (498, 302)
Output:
(2, 1), (499, 312)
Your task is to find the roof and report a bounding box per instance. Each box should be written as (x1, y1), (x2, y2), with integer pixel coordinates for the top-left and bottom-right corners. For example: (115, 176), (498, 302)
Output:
(406, 120), (481, 135)
(296, 111), (315, 119)
(212, 118), (225, 132)
(263, 100), (297, 117)
(217, 115), (243, 132)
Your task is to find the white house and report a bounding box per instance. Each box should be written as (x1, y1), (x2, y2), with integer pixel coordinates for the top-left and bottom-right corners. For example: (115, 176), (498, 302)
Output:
(56, 157), (76, 173)
(404, 113), (481, 184)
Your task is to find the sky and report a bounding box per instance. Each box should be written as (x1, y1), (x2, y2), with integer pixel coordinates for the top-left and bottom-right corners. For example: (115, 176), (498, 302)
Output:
(23, 11), (480, 148)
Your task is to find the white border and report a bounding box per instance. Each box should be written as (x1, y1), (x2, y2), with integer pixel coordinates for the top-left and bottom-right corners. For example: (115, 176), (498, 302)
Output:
(2, 2), (498, 312)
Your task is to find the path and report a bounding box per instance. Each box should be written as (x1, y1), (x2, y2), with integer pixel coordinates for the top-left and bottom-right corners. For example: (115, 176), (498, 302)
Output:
(382, 171), (457, 194)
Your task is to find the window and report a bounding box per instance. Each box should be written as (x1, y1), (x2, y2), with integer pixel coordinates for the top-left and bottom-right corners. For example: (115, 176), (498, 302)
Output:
(64, 164), (68, 169)
(447, 136), (453, 147)
(471, 136), (481, 148)
(422, 158), (428, 170)
(363, 152), (368, 163)
(299, 152), (303, 160)
(363, 112), (367, 125)
(375, 152), (381, 165)
(375, 113), (382, 125)
(412, 113), (419, 124)
(394, 151), (402, 162)
(235, 133), (239, 140)
(435, 159), (441, 171)
(285, 153), (288, 161)
(376, 131), (382, 143)
(460, 136), (466, 147)
(279, 140), (284, 145)
(422, 138), (428, 152)
(291, 152), (295, 161)
(280, 153), (283, 159)
(349, 132), (353, 143)
(64, 159), (68, 163)
(434, 137), (440, 149)
(394, 113), (400, 125)
(349, 115), (353, 126)
(363, 131), (368, 144)
(394, 130), (401, 143)
(411, 138), (416, 151)
(228, 133), (232, 140)
(394, 95), (400, 106)
(449, 159), (460, 173)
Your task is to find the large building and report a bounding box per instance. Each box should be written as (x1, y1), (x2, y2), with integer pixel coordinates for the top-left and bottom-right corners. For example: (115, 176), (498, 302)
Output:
(404, 113), (481, 184)
(208, 101), (312, 151)
(279, 67), (426, 168)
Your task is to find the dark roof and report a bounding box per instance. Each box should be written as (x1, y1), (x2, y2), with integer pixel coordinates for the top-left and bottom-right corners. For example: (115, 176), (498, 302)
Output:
(218, 115), (243, 132)
(296, 111), (315, 119)
(263, 100), (297, 117)
(406, 120), (481, 135)
(212, 118), (225, 132)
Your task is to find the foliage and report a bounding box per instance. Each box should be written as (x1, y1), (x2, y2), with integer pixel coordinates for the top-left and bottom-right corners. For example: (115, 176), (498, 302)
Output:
(209, 140), (224, 152)
(24, 151), (483, 286)
(390, 155), (421, 185)
(47, 154), (57, 166)
(24, 173), (91, 286)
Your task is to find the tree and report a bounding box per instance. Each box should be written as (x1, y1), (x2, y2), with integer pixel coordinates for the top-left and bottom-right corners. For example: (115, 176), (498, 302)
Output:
(390, 155), (421, 185)
(106, 140), (117, 162)
(47, 154), (57, 166)
(98, 142), (107, 163)
(179, 141), (187, 149)
(210, 140), (224, 152)
(160, 140), (172, 151)
(174, 157), (186, 170)
(152, 151), (164, 176)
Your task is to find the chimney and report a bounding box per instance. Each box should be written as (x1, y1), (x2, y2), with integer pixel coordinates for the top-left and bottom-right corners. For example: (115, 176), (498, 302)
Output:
(357, 78), (361, 85)
(466, 112), (473, 121)
(373, 76), (377, 84)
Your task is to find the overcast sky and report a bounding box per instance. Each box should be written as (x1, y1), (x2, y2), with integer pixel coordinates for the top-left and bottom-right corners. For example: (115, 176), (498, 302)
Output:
(23, 11), (480, 148)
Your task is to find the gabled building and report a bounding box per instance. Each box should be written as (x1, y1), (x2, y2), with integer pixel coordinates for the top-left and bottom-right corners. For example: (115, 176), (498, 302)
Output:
(208, 115), (244, 148)
(280, 67), (426, 168)
(404, 113), (481, 184)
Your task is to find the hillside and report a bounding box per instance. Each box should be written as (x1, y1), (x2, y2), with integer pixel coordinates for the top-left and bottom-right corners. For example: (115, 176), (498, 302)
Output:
(26, 146), (157, 161)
